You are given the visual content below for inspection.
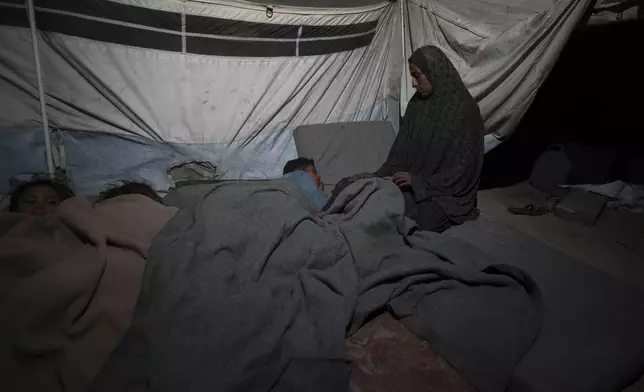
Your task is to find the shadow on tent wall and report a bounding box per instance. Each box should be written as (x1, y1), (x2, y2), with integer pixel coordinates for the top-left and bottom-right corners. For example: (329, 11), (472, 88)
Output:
(480, 19), (643, 190)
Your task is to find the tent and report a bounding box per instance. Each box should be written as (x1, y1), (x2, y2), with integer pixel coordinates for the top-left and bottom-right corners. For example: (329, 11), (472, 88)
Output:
(0, 0), (618, 195)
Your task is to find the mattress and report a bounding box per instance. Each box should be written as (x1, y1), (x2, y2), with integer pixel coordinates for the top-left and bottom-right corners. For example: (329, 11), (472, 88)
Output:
(293, 121), (395, 191)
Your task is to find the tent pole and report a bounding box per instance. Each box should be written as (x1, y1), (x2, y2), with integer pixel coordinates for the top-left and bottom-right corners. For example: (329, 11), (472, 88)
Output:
(399, 0), (406, 116)
(25, 0), (54, 177)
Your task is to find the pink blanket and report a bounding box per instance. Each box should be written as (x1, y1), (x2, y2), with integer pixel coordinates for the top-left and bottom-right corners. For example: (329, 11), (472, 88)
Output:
(0, 195), (177, 392)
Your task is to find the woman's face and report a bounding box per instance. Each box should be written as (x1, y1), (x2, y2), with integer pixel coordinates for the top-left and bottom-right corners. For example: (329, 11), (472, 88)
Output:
(409, 62), (433, 97)
(16, 184), (62, 216)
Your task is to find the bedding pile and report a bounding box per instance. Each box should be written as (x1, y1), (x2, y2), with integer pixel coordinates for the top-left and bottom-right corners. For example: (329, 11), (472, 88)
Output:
(92, 179), (541, 392)
(0, 195), (177, 392)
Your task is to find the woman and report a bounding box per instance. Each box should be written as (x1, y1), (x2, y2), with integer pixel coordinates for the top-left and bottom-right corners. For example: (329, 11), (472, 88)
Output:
(372, 45), (484, 232)
(9, 179), (75, 216)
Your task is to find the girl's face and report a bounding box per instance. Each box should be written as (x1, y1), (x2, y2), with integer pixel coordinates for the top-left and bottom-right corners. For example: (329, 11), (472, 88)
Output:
(16, 184), (62, 216)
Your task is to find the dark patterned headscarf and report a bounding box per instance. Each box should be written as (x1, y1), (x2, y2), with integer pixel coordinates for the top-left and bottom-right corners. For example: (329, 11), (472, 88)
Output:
(376, 45), (484, 223)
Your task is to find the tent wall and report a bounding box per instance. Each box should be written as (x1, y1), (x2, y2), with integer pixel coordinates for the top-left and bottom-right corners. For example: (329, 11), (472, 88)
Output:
(0, 0), (401, 191)
(61, 130), (295, 195)
(0, 125), (295, 196)
(0, 127), (48, 197)
(0, 0), (598, 192)
(401, 0), (592, 140)
(0, 1), (399, 140)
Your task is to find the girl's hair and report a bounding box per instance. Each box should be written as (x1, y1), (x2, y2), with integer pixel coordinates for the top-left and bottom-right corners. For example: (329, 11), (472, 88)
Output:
(8, 179), (75, 212)
(97, 181), (163, 204)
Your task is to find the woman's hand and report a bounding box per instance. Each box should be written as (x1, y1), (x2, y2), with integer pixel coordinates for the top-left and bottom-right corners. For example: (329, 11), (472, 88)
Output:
(392, 172), (412, 187)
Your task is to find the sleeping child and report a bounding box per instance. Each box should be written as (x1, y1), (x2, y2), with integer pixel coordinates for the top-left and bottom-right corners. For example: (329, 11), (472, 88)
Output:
(282, 158), (328, 211)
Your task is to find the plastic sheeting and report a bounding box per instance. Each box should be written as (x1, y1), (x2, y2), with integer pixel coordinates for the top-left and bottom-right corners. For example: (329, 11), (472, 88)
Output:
(0, 0), (401, 192)
(0, 1), (399, 143)
(401, 0), (592, 139)
(251, 0), (384, 7)
(0, 0), (597, 190)
(0, 127), (48, 197)
(0, 127), (297, 196)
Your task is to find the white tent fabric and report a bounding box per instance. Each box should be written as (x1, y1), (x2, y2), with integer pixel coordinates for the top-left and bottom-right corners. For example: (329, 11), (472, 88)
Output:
(252, 0), (384, 7)
(400, 0), (592, 139)
(0, 0), (399, 142)
(0, 0), (595, 193)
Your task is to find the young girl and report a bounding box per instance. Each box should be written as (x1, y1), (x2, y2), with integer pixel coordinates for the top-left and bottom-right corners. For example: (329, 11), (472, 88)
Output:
(9, 179), (75, 216)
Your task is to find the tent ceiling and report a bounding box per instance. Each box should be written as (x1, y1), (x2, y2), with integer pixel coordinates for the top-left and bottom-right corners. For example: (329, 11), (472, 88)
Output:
(250, 0), (388, 7)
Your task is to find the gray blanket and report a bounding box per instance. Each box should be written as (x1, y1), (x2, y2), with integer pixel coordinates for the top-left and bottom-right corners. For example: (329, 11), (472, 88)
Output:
(92, 179), (541, 392)
(444, 216), (644, 392)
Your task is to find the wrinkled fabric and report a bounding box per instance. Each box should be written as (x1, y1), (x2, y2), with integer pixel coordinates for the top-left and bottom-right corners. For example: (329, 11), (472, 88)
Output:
(402, 192), (452, 233)
(0, 195), (176, 392)
(377, 45), (484, 227)
(92, 179), (540, 392)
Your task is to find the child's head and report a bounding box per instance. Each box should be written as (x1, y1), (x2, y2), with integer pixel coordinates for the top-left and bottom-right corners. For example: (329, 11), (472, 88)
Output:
(98, 181), (163, 204)
(283, 158), (322, 189)
(9, 180), (75, 216)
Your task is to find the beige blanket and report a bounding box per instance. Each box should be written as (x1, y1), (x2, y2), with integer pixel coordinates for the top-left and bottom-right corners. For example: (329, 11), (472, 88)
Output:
(0, 195), (177, 392)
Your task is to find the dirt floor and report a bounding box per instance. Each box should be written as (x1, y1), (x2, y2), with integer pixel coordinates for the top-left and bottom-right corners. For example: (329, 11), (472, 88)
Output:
(478, 182), (644, 290)
(471, 19), (644, 391)
(478, 182), (644, 391)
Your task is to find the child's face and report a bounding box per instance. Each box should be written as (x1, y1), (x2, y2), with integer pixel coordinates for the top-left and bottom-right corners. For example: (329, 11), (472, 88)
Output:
(305, 165), (323, 190)
(17, 185), (61, 216)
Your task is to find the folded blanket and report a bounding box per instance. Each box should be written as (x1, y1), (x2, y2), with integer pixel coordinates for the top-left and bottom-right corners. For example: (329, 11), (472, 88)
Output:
(0, 195), (177, 392)
(93, 179), (541, 392)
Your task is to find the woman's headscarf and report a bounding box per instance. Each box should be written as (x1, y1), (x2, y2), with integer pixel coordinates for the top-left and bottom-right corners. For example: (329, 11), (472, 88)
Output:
(376, 45), (484, 223)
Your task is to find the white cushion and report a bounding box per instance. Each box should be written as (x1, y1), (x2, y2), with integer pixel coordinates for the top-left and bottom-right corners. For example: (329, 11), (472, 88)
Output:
(293, 121), (395, 190)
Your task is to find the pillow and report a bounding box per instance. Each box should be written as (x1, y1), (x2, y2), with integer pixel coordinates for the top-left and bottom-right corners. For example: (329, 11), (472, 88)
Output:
(293, 121), (396, 191)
